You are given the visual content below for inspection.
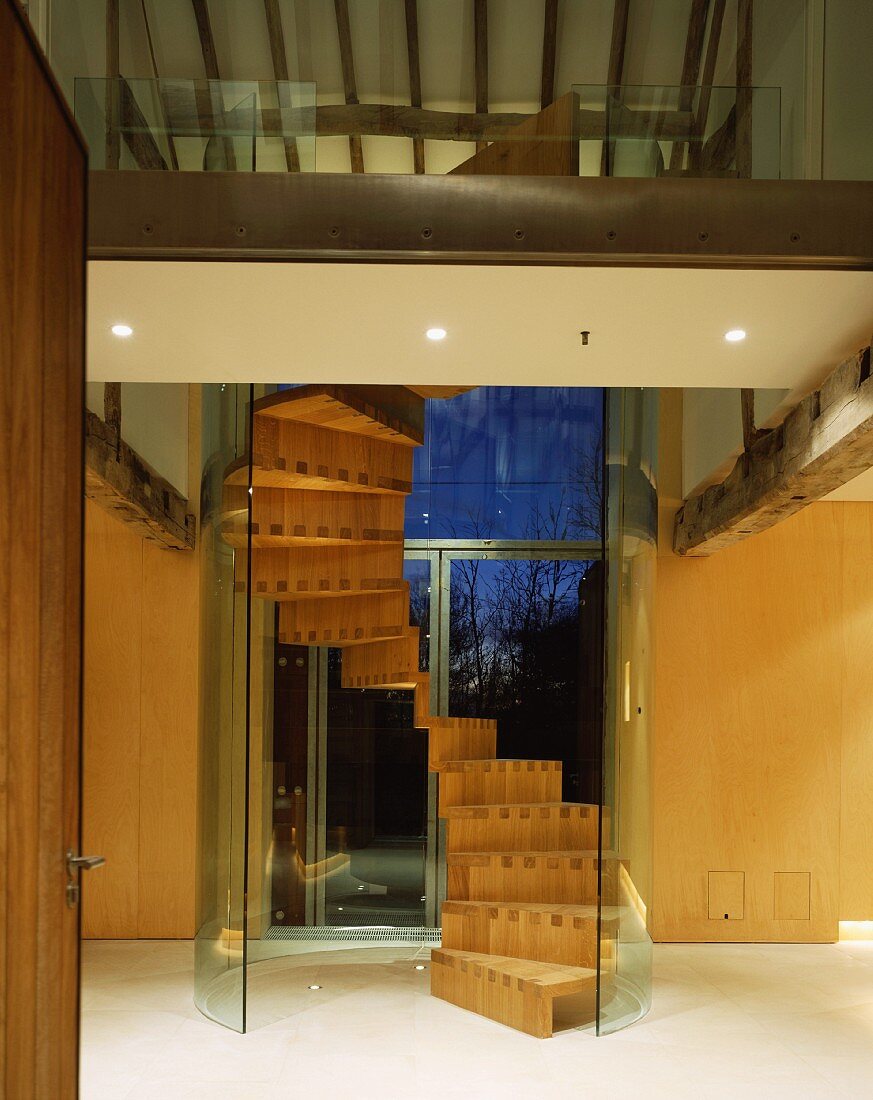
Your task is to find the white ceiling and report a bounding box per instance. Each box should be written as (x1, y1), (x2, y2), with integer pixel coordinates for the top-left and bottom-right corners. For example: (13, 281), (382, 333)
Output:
(88, 262), (873, 398)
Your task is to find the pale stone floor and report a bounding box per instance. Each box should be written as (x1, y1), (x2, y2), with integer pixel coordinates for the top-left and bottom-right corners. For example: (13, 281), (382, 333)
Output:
(81, 939), (873, 1099)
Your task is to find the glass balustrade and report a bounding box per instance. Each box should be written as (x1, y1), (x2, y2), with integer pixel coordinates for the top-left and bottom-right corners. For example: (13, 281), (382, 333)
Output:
(75, 76), (780, 179)
(195, 383), (657, 1037)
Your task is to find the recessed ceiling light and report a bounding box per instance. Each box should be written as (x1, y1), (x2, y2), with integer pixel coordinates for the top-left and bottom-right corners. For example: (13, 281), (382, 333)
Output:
(425, 327), (447, 341)
(308, 984), (321, 991)
(724, 329), (747, 343)
(414, 964), (427, 971)
(111, 323), (133, 338)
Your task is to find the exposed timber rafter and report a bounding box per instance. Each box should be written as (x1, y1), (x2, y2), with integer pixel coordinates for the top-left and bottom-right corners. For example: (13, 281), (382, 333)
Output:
(735, 0), (753, 177)
(333, 0), (364, 172)
(668, 0), (710, 172)
(263, 0), (301, 171)
(674, 344), (873, 556)
(474, 0), (488, 153)
(689, 0), (726, 171)
(601, 0), (630, 175)
(86, 409), (195, 551)
(541, 0), (559, 109)
(190, 0), (237, 170)
(404, 0), (425, 173)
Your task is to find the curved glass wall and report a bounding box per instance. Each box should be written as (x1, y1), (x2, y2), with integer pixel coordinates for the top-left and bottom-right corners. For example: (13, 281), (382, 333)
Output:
(598, 388), (658, 1035)
(196, 383), (656, 1037)
(194, 382), (252, 1030)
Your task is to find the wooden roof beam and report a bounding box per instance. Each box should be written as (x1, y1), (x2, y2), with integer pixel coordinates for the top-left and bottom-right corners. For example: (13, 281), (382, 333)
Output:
(689, 0), (726, 172)
(86, 409), (195, 551)
(541, 0), (559, 109)
(668, 0), (710, 172)
(263, 0), (301, 171)
(333, 0), (364, 172)
(601, 0), (630, 175)
(404, 0), (425, 174)
(190, 0), (237, 170)
(474, 0), (488, 153)
(674, 345), (873, 556)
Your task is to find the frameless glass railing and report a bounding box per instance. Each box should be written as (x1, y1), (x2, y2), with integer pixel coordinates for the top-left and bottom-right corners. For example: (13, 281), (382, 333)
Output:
(74, 78), (316, 172)
(75, 76), (780, 179)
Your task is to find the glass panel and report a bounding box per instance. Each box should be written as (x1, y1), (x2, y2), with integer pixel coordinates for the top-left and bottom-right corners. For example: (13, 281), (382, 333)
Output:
(194, 382), (252, 1032)
(598, 387), (658, 1035)
(447, 555), (600, 807)
(407, 387), (603, 543)
(576, 84), (781, 179)
(74, 78), (316, 172)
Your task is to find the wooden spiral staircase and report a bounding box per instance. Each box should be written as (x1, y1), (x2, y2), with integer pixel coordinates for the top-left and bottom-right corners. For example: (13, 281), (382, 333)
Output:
(225, 384), (610, 1038)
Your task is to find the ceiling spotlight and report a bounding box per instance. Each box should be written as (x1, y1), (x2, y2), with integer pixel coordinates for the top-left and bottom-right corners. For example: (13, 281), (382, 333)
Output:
(308, 984), (321, 991)
(724, 329), (747, 343)
(111, 323), (133, 338)
(425, 327), (447, 341)
(414, 964), (427, 971)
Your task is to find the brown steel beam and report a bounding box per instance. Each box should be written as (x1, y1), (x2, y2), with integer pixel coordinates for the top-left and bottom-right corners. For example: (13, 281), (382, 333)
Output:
(88, 171), (873, 269)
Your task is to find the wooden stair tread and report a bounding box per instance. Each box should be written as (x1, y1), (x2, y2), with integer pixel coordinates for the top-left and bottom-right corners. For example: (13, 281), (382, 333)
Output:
(222, 527), (402, 549)
(253, 384), (424, 446)
(432, 949), (596, 992)
(447, 850), (599, 861)
(436, 759), (562, 771)
(442, 802), (597, 815)
(442, 900), (599, 919)
(228, 463), (411, 495)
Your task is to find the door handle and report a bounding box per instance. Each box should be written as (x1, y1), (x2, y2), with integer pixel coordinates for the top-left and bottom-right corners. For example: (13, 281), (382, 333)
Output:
(66, 848), (106, 908)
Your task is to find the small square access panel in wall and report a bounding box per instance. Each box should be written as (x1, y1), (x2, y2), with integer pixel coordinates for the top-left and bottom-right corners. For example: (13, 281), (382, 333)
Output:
(774, 872), (811, 920)
(708, 871), (745, 920)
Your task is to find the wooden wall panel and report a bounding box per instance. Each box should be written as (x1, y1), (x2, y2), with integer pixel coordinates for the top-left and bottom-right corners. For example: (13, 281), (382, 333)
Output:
(837, 504), (873, 919)
(83, 499), (199, 938)
(1, 1), (87, 1094)
(654, 502), (873, 941)
(138, 539), (199, 937)
(82, 502), (143, 937)
(654, 505), (842, 941)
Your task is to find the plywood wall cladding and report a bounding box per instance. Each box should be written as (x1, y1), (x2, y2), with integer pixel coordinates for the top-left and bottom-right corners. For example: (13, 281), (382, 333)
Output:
(225, 385), (604, 1037)
(223, 487), (406, 548)
(82, 501), (199, 940)
(1, 3), (86, 1093)
(653, 502), (873, 942)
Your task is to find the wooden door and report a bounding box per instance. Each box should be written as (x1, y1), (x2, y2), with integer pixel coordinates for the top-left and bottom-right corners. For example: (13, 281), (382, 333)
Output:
(1, 2), (88, 1096)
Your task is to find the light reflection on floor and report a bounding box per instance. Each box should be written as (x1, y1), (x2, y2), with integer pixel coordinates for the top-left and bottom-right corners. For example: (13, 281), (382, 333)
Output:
(81, 939), (873, 1099)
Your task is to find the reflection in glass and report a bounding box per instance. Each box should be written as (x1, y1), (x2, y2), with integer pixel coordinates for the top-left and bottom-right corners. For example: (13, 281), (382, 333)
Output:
(194, 382), (252, 1033)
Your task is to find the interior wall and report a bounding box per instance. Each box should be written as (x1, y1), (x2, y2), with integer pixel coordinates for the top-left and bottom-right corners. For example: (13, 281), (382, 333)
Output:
(82, 499), (199, 938)
(653, 501), (873, 941)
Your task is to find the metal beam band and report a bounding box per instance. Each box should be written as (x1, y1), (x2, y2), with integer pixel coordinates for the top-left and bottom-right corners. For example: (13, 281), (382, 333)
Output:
(89, 172), (873, 269)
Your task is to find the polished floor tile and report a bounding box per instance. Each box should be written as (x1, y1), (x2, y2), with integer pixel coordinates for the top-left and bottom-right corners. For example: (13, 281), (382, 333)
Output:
(80, 940), (873, 1099)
